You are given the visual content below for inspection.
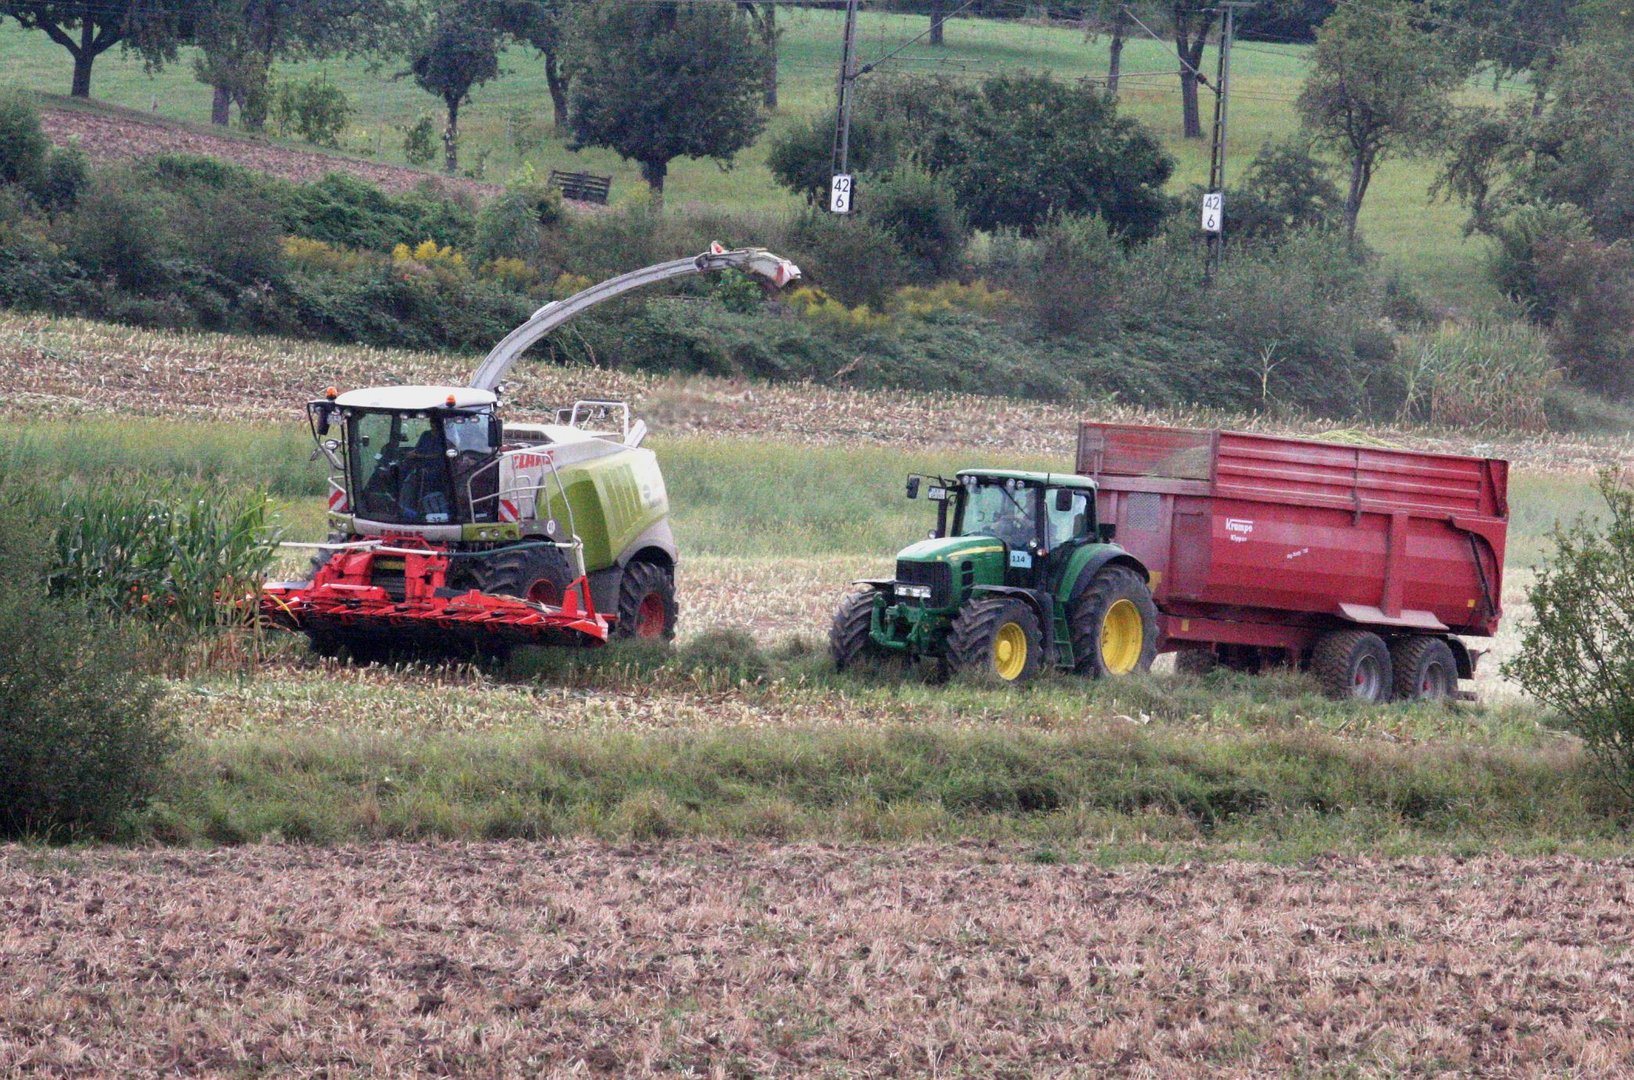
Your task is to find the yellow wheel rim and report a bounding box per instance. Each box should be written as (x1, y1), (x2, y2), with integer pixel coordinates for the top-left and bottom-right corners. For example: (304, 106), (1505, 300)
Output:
(994, 621), (1028, 681)
(1101, 599), (1144, 675)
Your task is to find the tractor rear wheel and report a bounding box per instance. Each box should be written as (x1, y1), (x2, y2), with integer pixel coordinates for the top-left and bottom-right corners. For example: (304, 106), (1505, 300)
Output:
(829, 590), (885, 670)
(468, 544), (575, 605)
(614, 561), (677, 640)
(947, 597), (1042, 684)
(1312, 630), (1393, 702)
(1390, 636), (1458, 702)
(1069, 567), (1158, 678)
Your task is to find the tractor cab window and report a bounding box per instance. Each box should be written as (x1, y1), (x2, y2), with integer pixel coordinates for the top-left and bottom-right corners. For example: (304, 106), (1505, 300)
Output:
(350, 411), (453, 524)
(958, 479), (1038, 549)
(1046, 489), (1091, 549)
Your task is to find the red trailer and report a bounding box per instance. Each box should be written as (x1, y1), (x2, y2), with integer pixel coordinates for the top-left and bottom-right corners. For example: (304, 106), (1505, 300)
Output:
(1078, 422), (1509, 701)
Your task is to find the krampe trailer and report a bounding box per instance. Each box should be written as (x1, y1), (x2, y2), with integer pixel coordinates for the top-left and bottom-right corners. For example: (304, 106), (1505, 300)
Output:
(832, 422), (1508, 702)
(261, 246), (800, 661)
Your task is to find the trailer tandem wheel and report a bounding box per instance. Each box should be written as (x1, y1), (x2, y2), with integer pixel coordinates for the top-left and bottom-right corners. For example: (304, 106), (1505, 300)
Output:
(1389, 636), (1458, 702)
(1312, 629), (1393, 703)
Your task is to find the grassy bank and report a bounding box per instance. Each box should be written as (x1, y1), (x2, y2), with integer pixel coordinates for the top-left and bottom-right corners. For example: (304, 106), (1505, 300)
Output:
(141, 720), (1616, 860)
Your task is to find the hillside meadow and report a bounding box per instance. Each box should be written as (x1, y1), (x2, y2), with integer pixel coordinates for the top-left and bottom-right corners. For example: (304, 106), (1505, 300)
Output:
(0, 10), (1519, 308)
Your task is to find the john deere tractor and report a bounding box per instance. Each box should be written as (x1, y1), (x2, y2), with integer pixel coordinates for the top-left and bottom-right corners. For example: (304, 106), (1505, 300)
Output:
(829, 470), (1158, 683)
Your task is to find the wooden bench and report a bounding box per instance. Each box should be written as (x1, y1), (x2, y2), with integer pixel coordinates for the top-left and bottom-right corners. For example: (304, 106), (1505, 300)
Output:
(547, 169), (612, 204)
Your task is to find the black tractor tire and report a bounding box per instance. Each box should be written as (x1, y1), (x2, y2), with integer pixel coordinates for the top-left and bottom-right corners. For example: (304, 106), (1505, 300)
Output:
(947, 597), (1043, 684)
(1390, 636), (1458, 702)
(614, 561), (678, 641)
(1312, 630), (1393, 702)
(468, 544), (575, 606)
(1069, 566), (1159, 679)
(829, 590), (884, 671)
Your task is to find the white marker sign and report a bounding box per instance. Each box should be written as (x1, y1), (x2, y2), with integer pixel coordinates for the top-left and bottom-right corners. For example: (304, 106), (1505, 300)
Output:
(830, 173), (854, 214)
(1201, 191), (1224, 234)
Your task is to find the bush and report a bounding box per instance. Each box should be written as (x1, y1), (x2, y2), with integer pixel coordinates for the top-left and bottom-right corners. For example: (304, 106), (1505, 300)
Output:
(0, 91), (50, 188)
(789, 213), (908, 310)
(269, 76), (355, 148)
(0, 500), (172, 840)
(57, 173), (172, 290)
(1505, 473), (1634, 801)
(1017, 214), (1123, 336)
(281, 173), (475, 252)
(1535, 235), (1634, 399)
(1490, 203), (1595, 323)
(474, 189), (552, 268)
(30, 146), (89, 213)
(1223, 138), (1343, 244)
(863, 166), (965, 282)
(403, 115), (439, 166)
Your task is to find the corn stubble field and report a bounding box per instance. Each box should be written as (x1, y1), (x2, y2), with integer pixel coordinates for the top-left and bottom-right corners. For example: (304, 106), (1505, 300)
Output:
(8, 314), (1634, 1075)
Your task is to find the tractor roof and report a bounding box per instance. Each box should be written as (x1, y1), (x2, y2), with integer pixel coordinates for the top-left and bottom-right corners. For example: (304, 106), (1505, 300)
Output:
(333, 386), (497, 411)
(957, 469), (1097, 490)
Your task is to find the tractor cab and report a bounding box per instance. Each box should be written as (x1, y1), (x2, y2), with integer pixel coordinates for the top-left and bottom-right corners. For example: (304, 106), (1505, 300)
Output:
(309, 386), (504, 530)
(904, 470), (1105, 590)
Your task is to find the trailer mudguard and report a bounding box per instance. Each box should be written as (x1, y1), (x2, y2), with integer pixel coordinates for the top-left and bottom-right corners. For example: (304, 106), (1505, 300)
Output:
(1056, 543), (1149, 606)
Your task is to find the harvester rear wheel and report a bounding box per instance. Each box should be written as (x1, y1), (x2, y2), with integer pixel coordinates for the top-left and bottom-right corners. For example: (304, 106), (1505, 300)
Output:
(947, 597), (1042, 684)
(1069, 567), (1158, 679)
(615, 561), (677, 641)
(829, 590), (885, 670)
(1312, 630), (1393, 703)
(1389, 636), (1457, 702)
(468, 544), (575, 606)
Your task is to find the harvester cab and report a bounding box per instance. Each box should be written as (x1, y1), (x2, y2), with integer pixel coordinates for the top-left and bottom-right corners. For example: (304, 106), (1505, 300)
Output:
(262, 246), (801, 662)
(830, 469), (1159, 684)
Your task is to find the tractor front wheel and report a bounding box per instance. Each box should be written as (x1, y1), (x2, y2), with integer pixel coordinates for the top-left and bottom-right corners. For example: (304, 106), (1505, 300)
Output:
(1069, 567), (1158, 678)
(614, 561), (677, 641)
(947, 597), (1042, 684)
(829, 590), (885, 671)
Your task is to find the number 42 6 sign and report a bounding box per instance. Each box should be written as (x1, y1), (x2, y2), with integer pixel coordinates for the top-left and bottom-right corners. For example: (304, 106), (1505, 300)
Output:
(830, 173), (853, 214)
(1201, 191), (1224, 234)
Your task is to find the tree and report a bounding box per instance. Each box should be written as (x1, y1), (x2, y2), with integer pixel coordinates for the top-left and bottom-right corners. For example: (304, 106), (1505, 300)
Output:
(494, 0), (578, 132)
(1296, 0), (1462, 241)
(410, 1), (503, 175)
(1505, 473), (1634, 801)
(1083, 1), (1134, 94)
(737, 2), (780, 109)
(190, 0), (408, 128)
(921, 72), (1173, 238)
(1168, 2), (1213, 139)
(564, 0), (766, 200)
(0, 0), (185, 97)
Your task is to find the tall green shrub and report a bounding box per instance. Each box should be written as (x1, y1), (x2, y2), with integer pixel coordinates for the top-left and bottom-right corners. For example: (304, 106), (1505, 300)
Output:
(0, 91), (50, 188)
(1506, 473), (1634, 801)
(0, 494), (172, 840)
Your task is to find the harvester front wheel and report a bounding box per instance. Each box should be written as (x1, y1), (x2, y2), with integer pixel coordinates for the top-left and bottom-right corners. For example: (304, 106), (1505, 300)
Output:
(829, 590), (885, 671)
(1069, 567), (1158, 679)
(469, 544), (575, 606)
(615, 561), (677, 641)
(947, 597), (1042, 684)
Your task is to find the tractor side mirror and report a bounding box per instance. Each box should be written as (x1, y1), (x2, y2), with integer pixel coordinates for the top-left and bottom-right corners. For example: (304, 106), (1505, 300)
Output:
(1053, 489), (1075, 513)
(1098, 523), (1117, 542)
(489, 414), (504, 447)
(314, 403), (332, 436)
(905, 476), (921, 499)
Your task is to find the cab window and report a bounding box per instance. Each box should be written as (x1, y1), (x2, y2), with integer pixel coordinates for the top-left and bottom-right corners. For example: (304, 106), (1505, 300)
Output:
(1046, 489), (1091, 549)
(958, 479), (1037, 548)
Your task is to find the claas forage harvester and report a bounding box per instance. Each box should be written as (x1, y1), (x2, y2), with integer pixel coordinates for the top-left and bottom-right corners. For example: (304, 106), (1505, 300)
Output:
(260, 247), (800, 661)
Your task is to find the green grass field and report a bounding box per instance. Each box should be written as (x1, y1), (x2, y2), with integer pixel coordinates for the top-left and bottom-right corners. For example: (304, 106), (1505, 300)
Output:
(0, 10), (1519, 309)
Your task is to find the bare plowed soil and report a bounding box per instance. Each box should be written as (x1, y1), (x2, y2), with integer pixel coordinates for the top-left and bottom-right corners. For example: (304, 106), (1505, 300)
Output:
(38, 102), (500, 200)
(4, 843), (1631, 1076)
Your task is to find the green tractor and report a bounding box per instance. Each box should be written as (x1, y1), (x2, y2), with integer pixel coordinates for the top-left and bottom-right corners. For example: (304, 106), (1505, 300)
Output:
(830, 470), (1158, 683)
